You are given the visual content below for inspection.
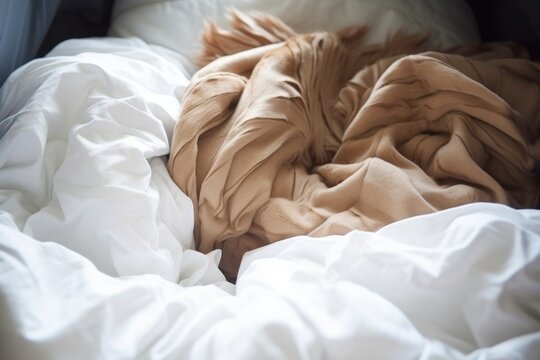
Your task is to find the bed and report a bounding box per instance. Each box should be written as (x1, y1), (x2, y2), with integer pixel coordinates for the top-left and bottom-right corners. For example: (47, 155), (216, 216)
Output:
(1, 0), (539, 359)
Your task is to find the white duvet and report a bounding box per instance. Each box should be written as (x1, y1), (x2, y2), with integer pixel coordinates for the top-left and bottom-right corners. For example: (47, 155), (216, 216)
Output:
(2, 196), (540, 359)
(0, 37), (227, 285)
(1, 3), (540, 359)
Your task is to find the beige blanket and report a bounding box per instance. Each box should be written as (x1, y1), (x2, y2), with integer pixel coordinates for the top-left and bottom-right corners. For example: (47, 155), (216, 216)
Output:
(168, 12), (540, 279)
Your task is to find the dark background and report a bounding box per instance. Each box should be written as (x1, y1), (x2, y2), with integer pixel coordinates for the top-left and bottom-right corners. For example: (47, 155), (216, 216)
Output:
(40, 0), (540, 57)
(467, 0), (540, 59)
(1, 0), (539, 87)
(38, 0), (115, 56)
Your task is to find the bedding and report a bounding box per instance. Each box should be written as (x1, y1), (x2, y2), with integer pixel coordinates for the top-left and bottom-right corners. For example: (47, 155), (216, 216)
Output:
(1, 0), (540, 359)
(2, 204), (540, 359)
(0, 37), (225, 283)
(168, 12), (540, 279)
(109, 0), (480, 73)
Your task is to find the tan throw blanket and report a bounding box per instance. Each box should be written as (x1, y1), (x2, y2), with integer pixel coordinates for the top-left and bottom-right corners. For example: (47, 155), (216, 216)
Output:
(168, 12), (540, 279)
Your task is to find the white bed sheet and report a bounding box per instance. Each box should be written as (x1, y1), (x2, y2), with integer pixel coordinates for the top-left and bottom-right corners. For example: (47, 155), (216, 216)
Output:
(1, 203), (540, 359)
(0, 37), (226, 285)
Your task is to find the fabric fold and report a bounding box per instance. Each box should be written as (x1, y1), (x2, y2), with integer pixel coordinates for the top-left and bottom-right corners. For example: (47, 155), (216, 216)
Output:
(168, 12), (540, 279)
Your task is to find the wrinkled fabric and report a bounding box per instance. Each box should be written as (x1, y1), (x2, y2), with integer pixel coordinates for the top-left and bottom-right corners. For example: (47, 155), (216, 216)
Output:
(168, 12), (540, 279)
(0, 37), (227, 285)
(2, 203), (540, 359)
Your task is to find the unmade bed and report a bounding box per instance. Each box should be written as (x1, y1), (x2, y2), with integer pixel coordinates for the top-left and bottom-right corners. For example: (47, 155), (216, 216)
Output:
(1, 1), (540, 359)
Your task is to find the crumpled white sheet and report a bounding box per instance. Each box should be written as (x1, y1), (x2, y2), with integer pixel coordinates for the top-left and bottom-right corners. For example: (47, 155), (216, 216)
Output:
(0, 37), (226, 284)
(1, 203), (539, 359)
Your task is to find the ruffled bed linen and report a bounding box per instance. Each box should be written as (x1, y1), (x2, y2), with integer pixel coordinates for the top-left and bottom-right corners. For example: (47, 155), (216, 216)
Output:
(2, 203), (540, 359)
(0, 1), (539, 359)
(0, 37), (227, 285)
(168, 14), (540, 278)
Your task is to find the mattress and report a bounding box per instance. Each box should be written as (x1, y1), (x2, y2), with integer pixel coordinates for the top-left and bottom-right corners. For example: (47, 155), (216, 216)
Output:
(1, 1), (539, 359)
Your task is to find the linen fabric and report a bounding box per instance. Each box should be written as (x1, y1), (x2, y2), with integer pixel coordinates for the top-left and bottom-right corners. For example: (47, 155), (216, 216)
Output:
(168, 13), (540, 278)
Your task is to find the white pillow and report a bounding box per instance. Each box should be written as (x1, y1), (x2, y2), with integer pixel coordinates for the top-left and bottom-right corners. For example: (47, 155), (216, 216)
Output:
(110, 0), (480, 71)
